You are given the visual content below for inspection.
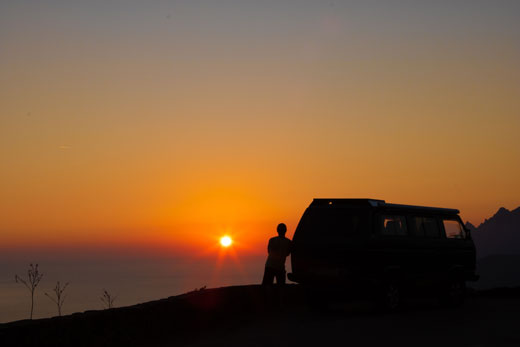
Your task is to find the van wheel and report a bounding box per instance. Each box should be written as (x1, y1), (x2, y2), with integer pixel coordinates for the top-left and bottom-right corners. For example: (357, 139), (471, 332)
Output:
(442, 279), (465, 307)
(379, 281), (400, 312)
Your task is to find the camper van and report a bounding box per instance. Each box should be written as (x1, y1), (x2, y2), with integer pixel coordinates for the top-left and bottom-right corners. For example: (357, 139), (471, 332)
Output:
(288, 199), (478, 310)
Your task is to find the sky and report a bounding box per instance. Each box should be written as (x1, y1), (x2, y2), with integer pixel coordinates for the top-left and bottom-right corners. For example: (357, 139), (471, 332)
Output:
(1, 0), (519, 257)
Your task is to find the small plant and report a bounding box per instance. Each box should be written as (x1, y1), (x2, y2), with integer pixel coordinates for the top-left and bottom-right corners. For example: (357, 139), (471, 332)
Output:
(45, 281), (69, 316)
(15, 263), (44, 319)
(100, 289), (116, 309)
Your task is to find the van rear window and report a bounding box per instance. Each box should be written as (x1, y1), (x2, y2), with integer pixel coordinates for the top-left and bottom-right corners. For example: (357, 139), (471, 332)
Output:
(295, 208), (366, 244)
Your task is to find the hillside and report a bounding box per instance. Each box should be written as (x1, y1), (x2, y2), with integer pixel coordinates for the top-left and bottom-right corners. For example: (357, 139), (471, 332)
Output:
(2, 285), (520, 347)
(475, 255), (520, 289)
(467, 206), (520, 258)
(0, 285), (298, 346)
(463, 206), (520, 289)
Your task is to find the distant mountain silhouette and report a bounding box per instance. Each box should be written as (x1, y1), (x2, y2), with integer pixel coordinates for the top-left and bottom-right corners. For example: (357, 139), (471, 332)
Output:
(466, 206), (520, 259)
(473, 254), (520, 290)
(465, 206), (520, 289)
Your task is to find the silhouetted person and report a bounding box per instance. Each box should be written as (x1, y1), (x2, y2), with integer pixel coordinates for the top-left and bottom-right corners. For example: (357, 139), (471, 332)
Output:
(262, 223), (292, 285)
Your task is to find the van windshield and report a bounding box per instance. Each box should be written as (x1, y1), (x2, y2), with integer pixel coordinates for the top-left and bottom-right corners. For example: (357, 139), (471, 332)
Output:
(294, 207), (367, 245)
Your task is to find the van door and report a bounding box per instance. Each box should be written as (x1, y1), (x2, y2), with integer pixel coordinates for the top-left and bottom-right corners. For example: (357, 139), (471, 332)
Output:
(408, 215), (445, 288)
(365, 214), (415, 285)
(439, 217), (475, 279)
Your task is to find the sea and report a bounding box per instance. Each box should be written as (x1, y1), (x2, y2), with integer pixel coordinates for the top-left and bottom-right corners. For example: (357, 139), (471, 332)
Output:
(0, 255), (265, 323)
(2, 254), (509, 323)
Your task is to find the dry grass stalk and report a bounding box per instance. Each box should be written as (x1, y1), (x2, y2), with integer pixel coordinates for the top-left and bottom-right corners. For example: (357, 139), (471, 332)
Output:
(100, 289), (116, 309)
(45, 281), (69, 316)
(15, 263), (44, 319)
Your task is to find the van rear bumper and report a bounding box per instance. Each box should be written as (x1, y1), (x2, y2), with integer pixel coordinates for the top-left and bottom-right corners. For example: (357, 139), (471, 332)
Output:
(290, 271), (480, 285)
(287, 272), (370, 288)
(288, 272), (340, 285)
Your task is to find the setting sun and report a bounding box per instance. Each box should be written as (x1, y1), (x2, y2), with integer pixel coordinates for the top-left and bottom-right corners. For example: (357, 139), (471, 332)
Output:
(220, 236), (232, 247)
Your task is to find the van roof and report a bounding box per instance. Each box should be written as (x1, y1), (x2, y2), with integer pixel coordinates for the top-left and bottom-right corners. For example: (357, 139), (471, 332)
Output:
(310, 199), (460, 214)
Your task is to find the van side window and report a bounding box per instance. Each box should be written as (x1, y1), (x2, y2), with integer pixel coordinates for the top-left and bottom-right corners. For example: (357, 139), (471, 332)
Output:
(443, 219), (466, 239)
(413, 217), (440, 238)
(381, 216), (408, 236)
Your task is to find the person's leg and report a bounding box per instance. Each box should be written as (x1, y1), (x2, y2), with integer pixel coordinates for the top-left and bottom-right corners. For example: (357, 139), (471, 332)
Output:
(275, 269), (286, 285)
(274, 269), (286, 308)
(262, 267), (275, 285)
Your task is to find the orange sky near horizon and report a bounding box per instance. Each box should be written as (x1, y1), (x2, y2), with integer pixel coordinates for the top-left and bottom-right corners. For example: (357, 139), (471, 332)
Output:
(1, 1), (519, 256)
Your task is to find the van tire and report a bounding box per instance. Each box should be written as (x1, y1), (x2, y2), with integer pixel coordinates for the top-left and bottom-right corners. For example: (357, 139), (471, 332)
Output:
(378, 281), (401, 312)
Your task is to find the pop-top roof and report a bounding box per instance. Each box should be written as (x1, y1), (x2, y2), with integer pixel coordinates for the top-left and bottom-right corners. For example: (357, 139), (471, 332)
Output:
(310, 198), (459, 214)
(311, 198), (385, 207)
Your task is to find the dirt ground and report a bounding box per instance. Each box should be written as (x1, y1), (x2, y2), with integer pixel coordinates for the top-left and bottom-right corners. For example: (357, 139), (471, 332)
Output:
(185, 295), (520, 347)
(3, 285), (520, 347)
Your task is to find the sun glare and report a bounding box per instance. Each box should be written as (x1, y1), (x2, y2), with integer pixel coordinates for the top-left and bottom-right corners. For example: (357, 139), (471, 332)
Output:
(220, 236), (232, 247)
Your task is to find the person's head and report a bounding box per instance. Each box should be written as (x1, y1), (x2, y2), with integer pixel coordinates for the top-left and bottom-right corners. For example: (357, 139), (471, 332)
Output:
(277, 223), (287, 236)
